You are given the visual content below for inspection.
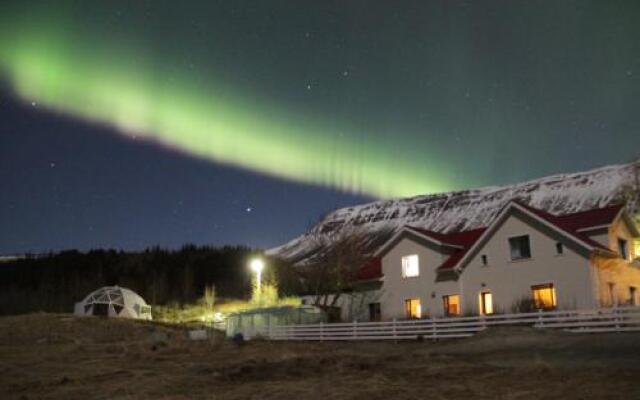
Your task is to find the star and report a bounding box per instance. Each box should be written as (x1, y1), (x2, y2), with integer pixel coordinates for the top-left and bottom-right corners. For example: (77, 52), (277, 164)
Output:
(306, 83), (312, 90)
(31, 101), (37, 107)
(246, 207), (252, 213)
(49, 162), (56, 168)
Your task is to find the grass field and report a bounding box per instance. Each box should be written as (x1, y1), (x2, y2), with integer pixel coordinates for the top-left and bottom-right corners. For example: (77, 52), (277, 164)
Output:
(1, 314), (639, 399)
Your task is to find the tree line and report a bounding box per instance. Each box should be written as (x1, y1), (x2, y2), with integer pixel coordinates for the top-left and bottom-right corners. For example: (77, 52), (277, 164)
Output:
(0, 245), (276, 315)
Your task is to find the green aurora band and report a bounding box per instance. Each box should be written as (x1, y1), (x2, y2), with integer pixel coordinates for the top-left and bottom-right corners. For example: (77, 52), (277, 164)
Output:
(0, 23), (450, 198)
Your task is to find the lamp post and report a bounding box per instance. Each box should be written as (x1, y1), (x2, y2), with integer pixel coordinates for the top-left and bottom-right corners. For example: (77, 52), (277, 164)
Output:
(250, 258), (265, 292)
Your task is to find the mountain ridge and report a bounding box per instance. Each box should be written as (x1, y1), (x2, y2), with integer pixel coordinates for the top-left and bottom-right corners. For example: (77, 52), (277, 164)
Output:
(268, 161), (640, 263)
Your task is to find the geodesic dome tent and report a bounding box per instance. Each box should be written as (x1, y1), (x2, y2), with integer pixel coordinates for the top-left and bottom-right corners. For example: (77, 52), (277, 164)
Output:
(74, 286), (152, 320)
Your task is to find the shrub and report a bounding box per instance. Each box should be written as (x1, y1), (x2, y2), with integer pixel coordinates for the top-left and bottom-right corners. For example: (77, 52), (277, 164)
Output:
(511, 296), (538, 313)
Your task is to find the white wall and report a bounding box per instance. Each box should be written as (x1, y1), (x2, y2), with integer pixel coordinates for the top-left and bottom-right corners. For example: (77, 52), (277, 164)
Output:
(459, 214), (597, 312)
(368, 210), (639, 320)
(379, 236), (458, 319)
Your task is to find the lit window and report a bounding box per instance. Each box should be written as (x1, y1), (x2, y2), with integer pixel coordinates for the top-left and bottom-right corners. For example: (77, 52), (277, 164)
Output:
(481, 254), (488, 266)
(401, 255), (419, 278)
(531, 284), (556, 310)
(479, 291), (493, 315)
(509, 235), (531, 260)
(555, 242), (564, 255)
(442, 294), (460, 316)
(404, 298), (421, 319)
(618, 238), (629, 260)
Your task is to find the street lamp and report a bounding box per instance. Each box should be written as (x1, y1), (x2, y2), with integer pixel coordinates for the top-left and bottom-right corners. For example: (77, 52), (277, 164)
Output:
(250, 258), (264, 291)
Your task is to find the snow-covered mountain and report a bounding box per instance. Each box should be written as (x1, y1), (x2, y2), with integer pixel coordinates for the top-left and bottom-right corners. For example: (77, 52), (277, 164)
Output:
(268, 161), (640, 263)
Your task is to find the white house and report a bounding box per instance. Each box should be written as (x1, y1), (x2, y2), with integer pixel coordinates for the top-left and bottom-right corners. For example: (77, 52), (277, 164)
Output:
(347, 200), (640, 321)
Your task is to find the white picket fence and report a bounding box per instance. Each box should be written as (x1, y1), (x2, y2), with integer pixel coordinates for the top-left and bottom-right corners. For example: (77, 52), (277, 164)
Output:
(245, 306), (640, 341)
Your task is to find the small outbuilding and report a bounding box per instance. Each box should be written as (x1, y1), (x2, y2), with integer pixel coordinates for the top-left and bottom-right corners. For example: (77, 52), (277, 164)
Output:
(226, 305), (326, 338)
(74, 286), (152, 320)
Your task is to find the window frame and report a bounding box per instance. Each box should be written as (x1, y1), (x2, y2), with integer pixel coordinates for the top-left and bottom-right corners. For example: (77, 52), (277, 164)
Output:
(401, 254), (420, 278)
(442, 294), (461, 317)
(618, 238), (629, 260)
(508, 235), (532, 261)
(531, 283), (557, 310)
(608, 282), (616, 306)
(479, 291), (494, 315)
(481, 254), (488, 267)
(404, 298), (421, 319)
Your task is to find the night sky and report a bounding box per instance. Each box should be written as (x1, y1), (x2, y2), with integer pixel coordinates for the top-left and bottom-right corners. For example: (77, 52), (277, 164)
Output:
(1, 1), (639, 254)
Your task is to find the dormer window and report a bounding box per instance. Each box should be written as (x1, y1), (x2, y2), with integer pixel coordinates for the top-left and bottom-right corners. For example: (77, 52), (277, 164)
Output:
(401, 255), (419, 278)
(509, 235), (531, 260)
(618, 238), (629, 260)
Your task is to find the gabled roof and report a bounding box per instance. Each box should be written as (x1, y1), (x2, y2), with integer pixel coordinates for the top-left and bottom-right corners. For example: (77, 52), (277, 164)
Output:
(444, 201), (621, 276)
(405, 226), (486, 249)
(357, 200), (632, 281)
(510, 201), (619, 253)
(405, 226), (486, 271)
(554, 204), (625, 232)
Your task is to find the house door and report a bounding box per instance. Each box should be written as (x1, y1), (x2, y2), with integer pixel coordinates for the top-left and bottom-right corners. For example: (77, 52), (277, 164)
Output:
(480, 292), (493, 315)
(368, 303), (381, 321)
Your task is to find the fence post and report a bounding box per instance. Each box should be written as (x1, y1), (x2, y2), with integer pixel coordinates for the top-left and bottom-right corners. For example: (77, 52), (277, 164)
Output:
(267, 314), (272, 340)
(320, 321), (324, 342)
(537, 309), (544, 328)
(432, 316), (437, 341)
(353, 320), (358, 339)
(392, 318), (397, 343)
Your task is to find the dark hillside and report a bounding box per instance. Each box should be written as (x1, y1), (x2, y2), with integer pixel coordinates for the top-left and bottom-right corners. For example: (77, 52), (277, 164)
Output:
(0, 245), (259, 315)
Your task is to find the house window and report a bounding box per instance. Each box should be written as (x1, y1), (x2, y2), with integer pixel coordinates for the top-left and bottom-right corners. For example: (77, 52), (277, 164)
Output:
(479, 291), (493, 315)
(630, 287), (637, 306)
(404, 298), (421, 319)
(368, 303), (381, 321)
(481, 254), (488, 266)
(618, 238), (629, 260)
(531, 284), (556, 310)
(442, 294), (460, 316)
(509, 235), (531, 260)
(555, 242), (564, 255)
(401, 255), (420, 278)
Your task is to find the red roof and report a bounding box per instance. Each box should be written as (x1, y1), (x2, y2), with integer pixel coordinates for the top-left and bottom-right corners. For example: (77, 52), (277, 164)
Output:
(552, 204), (624, 232)
(513, 201), (621, 252)
(356, 257), (382, 280)
(406, 226), (487, 248)
(356, 201), (625, 280)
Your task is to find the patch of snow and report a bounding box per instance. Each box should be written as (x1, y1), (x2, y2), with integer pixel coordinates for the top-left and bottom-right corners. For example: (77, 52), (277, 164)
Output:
(268, 161), (640, 263)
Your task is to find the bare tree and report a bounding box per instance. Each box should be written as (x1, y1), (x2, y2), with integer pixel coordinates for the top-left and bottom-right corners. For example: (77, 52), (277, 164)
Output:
(301, 228), (374, 312)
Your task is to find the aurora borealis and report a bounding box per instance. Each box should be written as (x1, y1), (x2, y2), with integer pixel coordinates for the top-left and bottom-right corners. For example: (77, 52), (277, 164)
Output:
(1, 1), (640, 253)
(0, 4), (449, 198)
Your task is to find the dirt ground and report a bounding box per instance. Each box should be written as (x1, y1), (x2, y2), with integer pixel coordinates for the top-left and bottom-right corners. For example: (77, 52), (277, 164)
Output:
(1, 314), (639, 400)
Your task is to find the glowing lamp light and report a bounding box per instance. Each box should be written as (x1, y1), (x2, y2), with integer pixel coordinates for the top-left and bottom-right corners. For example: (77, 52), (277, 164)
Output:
(250, 258), (265, 291)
